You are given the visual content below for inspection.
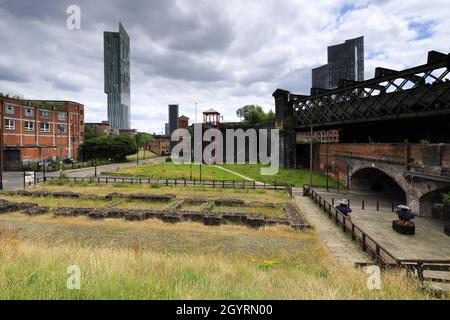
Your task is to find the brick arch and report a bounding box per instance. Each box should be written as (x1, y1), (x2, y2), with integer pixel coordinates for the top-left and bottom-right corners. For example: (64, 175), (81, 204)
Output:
(349, 164), (409, 195)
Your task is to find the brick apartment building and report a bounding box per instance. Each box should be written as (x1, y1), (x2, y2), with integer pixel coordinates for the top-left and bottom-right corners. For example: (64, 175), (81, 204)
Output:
(149, 138), (170, 156)
(0, 96), (84, 170)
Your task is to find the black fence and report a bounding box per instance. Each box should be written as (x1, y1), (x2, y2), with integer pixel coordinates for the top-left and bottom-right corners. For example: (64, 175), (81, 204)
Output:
(34, 176), (293, 194)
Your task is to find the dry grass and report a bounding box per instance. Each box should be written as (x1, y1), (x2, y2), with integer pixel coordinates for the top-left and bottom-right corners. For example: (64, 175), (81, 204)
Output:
(0, 195), (111, 208)
(25, 183), (290, 202)
(211, 204), (286, 218)
(0, 213), (439, 300)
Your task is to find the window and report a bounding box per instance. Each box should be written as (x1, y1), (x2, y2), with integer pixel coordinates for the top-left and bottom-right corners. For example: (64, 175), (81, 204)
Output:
(25, 108), (34, 117)
(25, 121), (34, 131)
(40, 110), (50, 118)
(5, 105), (15, 114)
(5, 119), (15, 130)
(58, 112), (66, 121)
(40, 122), (50, 132)
(57, 124), (66, 133)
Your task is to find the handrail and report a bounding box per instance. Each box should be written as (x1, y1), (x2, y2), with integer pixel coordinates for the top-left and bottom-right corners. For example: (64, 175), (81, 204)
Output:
(34, 176), (292, 190)
(303, 185), (450, 284)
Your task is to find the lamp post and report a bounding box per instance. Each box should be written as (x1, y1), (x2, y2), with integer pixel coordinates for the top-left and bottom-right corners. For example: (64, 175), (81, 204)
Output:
(0, 114), (3, 190)
(58, 125), (63, 176)
(94, 125), (97, 177)
(326, 142), (329, 192)
(309, 125), (313, 186)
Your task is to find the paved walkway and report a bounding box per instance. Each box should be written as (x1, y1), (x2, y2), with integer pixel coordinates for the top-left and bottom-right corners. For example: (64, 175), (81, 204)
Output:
(293, 189), (371, 267)
(317, 190), (450, 261)
(211, 165), (264, 185)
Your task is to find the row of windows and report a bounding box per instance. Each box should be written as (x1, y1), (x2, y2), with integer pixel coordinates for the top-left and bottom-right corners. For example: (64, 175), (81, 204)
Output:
(4, 119), (67, 133)
(4, 105), (67, 120)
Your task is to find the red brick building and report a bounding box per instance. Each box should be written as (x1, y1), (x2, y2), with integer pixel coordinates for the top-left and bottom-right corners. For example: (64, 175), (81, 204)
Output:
(0, 96), (84, 170)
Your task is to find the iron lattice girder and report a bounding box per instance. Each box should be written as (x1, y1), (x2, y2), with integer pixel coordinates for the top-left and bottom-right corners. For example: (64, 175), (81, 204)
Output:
(292, 52), (450, 128)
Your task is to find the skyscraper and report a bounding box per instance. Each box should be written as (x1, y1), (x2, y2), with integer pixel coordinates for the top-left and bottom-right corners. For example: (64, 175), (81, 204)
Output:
(168, 104), (179, 136)
(311, 36), (364, 90)
(104, 22), (131, 130)
(168, 104), (179, 151)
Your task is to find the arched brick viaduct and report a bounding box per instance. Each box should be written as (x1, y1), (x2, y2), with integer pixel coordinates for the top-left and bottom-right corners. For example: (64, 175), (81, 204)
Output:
(314, 143), (450, 217)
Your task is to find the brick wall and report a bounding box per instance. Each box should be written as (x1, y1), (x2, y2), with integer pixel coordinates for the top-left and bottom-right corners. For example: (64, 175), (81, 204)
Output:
(316, 143), (450, 184)
(0, 96), (84, 169)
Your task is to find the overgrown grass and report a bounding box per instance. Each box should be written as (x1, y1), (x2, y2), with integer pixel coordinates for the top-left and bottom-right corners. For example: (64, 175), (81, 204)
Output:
(0, 215), (436, 300)
(28, 182), (290, 202)
(126, 150), (157, 162)
(211, 204), (286, 218)
(0, 195), (111, 208)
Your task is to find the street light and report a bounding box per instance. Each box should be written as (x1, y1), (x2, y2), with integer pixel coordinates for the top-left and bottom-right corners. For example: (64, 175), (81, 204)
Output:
(58, 124), (64, 176)
(94, 125), (97, 177)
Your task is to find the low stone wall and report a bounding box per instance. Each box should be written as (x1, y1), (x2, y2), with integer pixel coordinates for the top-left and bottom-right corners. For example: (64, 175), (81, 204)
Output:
(0, 192), (310, 230)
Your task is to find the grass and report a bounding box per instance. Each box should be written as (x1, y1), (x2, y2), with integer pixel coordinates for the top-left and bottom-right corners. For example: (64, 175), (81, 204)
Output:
(126, 150), (157, 162)
(222, 163), (340, 187)
(114, 200), (170, 210)
(211, 205), (286, 218)
(105, 162), (339, 187)
(28, 182), (290, 202)
(0, 213), (436, 300)
(107, 163), (241, 181)
(0, 195), (111, 208)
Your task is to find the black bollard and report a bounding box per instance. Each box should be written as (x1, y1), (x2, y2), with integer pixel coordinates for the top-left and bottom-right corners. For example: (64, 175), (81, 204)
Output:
(376, 202), (379, 211)
(362, 200), (365, 210)
(332, 198), (335, 206)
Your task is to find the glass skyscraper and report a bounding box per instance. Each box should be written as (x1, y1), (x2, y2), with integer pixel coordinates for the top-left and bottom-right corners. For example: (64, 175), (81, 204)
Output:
(312, 36), (364, 90)
(104, 23), (131, 130)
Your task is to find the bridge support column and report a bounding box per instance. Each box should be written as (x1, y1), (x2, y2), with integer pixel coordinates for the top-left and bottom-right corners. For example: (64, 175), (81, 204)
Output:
(406, 195), (421, 217)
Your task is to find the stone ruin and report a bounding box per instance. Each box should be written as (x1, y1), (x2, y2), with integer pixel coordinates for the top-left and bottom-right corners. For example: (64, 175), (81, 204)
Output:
(0, 191), (310, 230)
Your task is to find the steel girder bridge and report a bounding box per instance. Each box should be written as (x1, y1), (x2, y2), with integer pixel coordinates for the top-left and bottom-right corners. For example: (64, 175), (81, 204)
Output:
(288, 51), (450, 130)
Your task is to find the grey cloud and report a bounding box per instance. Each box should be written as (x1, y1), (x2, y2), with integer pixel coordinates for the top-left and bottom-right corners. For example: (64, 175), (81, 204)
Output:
(0, 64), (29, 82)
(43, 75), (83, 92)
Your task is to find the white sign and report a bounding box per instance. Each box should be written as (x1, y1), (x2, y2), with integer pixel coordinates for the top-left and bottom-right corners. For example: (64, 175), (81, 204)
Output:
(25, 171), (35, 184)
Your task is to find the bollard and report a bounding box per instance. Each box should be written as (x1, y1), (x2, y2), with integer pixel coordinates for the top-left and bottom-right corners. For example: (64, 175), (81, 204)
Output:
(332, 198), (334, 206)
(392, 203), (395, 212)
(362, 200), (365, 210)
(376, 202), (379, 211)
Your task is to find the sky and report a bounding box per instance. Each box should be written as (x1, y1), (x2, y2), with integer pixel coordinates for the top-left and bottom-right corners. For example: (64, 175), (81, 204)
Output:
(0, 0), (449, 133)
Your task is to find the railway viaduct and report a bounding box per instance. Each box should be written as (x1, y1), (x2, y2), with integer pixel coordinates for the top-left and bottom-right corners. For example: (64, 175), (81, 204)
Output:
(274, 50), (450, 217)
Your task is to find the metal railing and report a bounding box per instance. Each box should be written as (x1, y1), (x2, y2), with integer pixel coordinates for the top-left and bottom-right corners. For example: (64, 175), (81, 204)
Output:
(35, 176), (292, 191)
(303, 186), (450, 286)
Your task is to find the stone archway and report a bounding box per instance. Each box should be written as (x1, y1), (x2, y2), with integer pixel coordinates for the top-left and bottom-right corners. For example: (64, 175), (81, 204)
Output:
(419, 186), (450, 219)
(350, 166), (407, 205)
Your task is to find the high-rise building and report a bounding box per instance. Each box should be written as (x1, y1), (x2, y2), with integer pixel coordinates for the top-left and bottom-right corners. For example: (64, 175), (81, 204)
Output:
(104, 22), (131, 130)
(164, 123), (170, 136)
(168, 104), (179, 151)
(168, 104), (179, 136)
(311, 64), (329, 90)
(312, 36), (364, 90)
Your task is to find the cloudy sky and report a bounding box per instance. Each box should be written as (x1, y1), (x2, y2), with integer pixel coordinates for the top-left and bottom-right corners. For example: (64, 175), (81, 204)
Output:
(0, 0), (449, 133)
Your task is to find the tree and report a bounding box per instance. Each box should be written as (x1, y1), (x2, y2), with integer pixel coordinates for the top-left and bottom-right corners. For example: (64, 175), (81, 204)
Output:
(236, 105), (275, 124)
(135, 132), (153, 149)
(81, 134), (138, 162)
